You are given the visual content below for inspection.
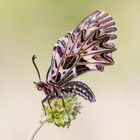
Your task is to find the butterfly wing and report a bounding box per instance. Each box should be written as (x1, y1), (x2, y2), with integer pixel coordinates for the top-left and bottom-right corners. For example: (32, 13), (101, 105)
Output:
(47, 10), (117, 86)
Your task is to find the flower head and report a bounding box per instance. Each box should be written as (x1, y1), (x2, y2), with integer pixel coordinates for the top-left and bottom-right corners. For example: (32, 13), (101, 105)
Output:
(43, 97), (82, 127)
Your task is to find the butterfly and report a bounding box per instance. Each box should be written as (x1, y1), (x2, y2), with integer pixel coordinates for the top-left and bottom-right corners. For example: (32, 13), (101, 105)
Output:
(32, 10), (117, 115)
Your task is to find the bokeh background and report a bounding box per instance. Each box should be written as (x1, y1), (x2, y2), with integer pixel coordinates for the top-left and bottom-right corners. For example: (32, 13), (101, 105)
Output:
(0, 0), (140, 140)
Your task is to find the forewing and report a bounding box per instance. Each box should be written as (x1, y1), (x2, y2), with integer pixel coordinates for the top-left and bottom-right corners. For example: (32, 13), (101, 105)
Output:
(47, 10), (117, 85)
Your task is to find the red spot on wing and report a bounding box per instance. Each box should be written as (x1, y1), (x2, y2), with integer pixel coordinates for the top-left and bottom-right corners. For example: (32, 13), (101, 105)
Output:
(56, 46), (64, 57)
(96, 65), (104, 71)
(92, 55), (102, 61)
(52, 70), (54, 74)
(77, 42), (81, 48)
(87, 39), (92, 45)
(91, 44), (98, 50)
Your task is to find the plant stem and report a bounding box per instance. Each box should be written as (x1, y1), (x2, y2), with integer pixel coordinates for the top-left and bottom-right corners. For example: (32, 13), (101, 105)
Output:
(27, 116), (47, 140)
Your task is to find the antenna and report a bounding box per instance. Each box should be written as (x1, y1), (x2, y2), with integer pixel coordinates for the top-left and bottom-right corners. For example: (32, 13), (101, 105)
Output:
(32, 55), (41, 81)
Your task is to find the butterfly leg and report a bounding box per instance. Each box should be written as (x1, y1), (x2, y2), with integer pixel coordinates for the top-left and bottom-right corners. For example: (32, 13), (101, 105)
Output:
(42, 96), (55, 120)
(41, 96), (49, 116)
(60, 95), (71, 123)
(55, 87), (71, 122)
(47, 99), (55, 120)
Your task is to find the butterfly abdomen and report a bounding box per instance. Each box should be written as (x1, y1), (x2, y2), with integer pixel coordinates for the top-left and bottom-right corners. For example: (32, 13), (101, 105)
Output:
(61, 81), (96, 102)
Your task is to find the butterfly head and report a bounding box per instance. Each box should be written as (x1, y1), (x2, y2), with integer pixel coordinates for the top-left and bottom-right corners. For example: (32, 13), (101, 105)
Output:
(34, 81), (45, 91)
(34, 81), (53, 97)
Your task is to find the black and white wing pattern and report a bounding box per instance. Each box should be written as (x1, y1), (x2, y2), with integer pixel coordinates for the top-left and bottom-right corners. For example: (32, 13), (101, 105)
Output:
(47, 10), (117, 87)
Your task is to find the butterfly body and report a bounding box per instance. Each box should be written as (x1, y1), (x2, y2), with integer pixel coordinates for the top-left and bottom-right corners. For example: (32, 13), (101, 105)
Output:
(32, 10), (117, 115)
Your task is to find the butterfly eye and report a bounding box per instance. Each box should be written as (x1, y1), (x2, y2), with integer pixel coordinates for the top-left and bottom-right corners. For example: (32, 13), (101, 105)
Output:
(37, 86), (43, 91)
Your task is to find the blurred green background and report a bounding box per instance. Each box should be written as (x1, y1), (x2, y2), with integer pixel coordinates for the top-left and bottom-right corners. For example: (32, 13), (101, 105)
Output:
(0, 0), (140, 140)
